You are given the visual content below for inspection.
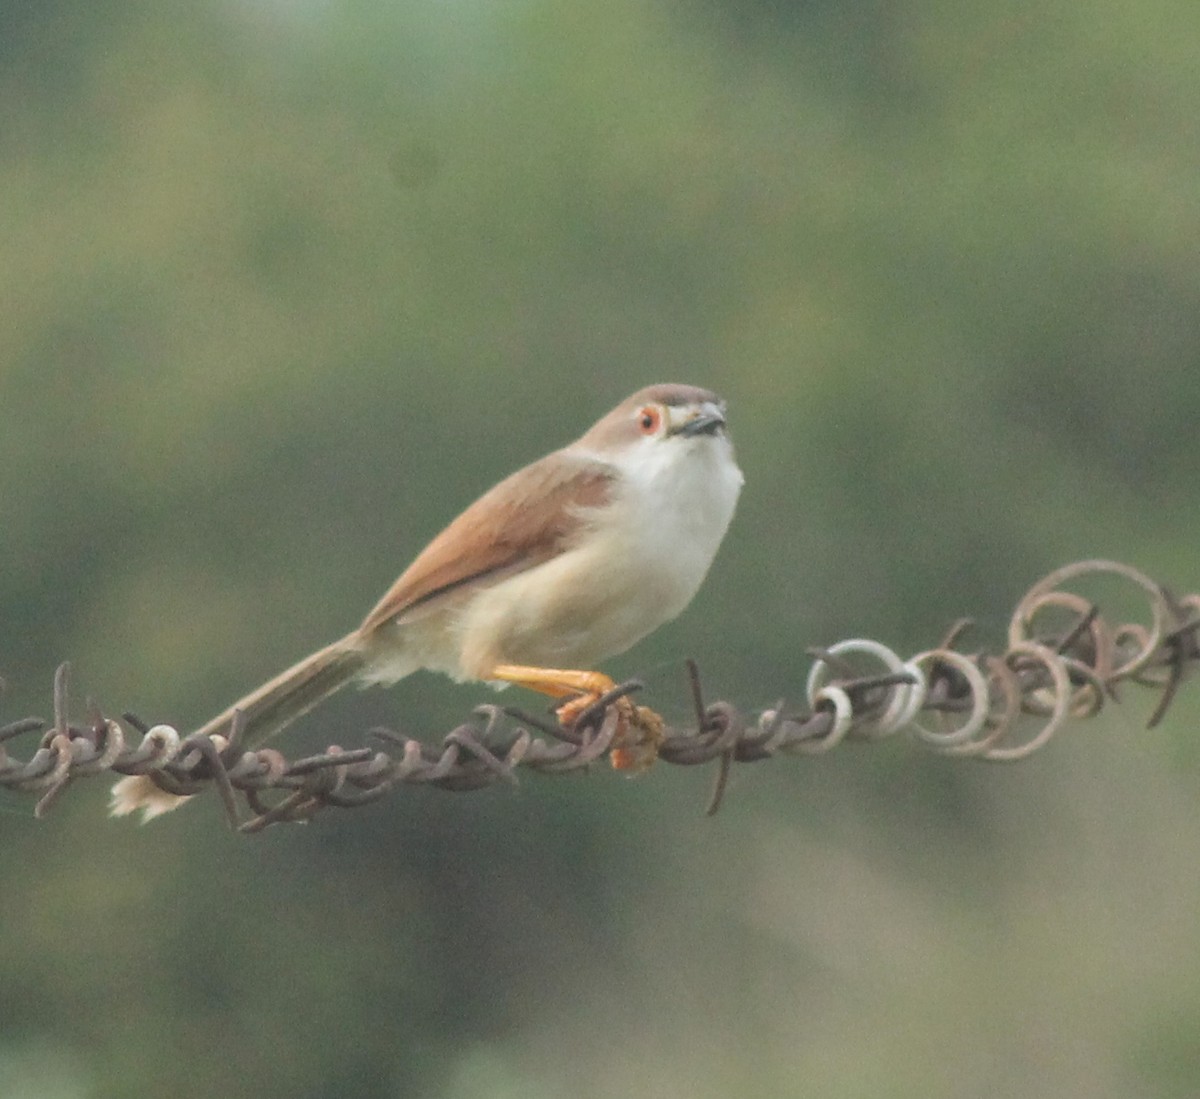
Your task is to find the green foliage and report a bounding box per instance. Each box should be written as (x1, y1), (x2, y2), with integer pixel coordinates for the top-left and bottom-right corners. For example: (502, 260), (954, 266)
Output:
(4, 0), (1200, 1095)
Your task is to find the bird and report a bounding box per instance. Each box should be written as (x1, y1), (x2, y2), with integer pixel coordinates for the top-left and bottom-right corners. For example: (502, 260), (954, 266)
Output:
(111, 383), (743, 819)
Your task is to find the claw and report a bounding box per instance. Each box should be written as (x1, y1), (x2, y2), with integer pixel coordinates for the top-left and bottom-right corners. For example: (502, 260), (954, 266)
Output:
(488, 663), (665, 771)
(610, 704), (665, 773)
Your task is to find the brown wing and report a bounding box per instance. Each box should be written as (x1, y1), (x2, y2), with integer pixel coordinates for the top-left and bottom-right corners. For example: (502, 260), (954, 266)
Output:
(359, 451), (615, 636)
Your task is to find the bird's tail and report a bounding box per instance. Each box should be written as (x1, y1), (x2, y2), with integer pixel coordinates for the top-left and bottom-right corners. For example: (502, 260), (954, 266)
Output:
(111, 632), (367, 821)
(192, 631), (367, 747)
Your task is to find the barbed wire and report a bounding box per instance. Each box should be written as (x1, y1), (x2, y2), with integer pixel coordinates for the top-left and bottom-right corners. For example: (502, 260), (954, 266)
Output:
(2, 559), (1198, 832)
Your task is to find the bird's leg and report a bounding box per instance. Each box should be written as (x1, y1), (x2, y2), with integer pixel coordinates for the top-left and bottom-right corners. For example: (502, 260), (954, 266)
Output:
(487, 664), (664, 772)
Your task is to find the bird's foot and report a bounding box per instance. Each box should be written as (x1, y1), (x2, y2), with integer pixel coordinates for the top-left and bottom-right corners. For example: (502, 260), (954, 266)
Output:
(608, 702), (665, 773)
(488, 663), (664, 771)
(556, 689), (665, 773)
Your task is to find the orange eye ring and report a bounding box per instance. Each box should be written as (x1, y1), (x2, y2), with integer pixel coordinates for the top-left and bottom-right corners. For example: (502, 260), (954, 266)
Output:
(637, 405), (662, 435)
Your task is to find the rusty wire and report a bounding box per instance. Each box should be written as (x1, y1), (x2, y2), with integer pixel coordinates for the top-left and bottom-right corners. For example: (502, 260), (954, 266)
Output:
(2, 559), (1198, 832)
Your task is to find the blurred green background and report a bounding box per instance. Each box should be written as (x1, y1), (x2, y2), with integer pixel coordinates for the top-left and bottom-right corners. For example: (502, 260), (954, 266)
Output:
(4, 0), (1200, 1096)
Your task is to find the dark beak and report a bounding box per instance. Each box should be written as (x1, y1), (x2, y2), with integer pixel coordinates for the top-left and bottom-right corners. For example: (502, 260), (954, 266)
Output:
(676, 411), (726, 437)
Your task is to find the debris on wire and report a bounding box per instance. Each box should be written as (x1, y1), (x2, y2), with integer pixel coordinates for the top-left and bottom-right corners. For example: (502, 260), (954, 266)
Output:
(2, 560), (1197, 832)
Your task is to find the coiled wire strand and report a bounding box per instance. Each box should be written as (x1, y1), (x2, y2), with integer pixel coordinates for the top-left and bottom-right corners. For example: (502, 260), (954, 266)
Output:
(0, 559), (1195, 830)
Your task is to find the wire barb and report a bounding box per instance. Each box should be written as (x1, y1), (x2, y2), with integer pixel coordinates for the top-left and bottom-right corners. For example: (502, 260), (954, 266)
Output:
(0, 559), (1195, 830)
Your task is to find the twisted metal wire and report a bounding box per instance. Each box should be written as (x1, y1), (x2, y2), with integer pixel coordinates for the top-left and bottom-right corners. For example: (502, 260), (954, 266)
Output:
(2, 559), (1197, 832)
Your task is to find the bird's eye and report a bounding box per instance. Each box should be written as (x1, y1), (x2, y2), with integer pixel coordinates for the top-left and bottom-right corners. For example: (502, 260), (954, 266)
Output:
(637, 406), (662, 435)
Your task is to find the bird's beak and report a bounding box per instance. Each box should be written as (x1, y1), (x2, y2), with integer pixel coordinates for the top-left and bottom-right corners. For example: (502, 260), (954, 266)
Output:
(674, 408), (727, 437)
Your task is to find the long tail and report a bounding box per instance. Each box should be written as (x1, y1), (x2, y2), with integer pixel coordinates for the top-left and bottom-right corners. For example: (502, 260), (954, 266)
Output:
(192, 631), (367, 747)
(111, 631), (368, 820)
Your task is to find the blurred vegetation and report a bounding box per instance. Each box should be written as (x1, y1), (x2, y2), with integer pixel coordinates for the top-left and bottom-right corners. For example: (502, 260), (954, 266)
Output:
(4, 0), (1200, 1095)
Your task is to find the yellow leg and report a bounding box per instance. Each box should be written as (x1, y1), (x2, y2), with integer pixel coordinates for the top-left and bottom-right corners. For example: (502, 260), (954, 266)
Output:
(488, 663), (665, 772)
(488, 663), (617, 702)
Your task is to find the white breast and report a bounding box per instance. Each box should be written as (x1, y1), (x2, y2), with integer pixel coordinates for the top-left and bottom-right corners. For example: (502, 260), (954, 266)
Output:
(454, 431), (743, 676)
